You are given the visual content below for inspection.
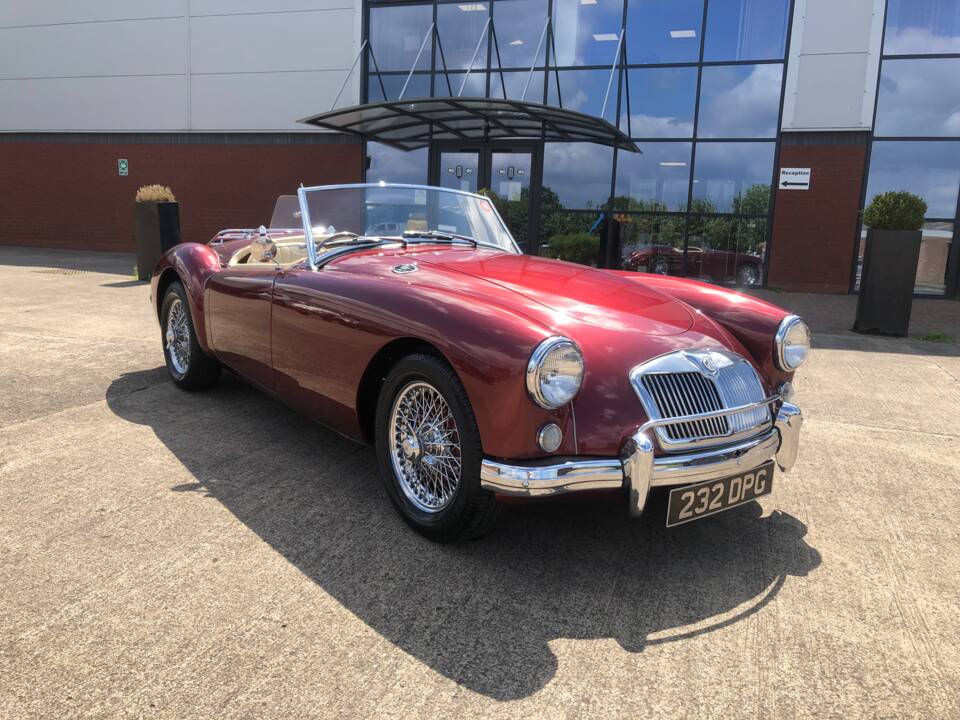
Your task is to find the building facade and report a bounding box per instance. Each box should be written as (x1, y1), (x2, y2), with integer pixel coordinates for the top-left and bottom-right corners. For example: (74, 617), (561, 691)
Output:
(1, 0), (959, 297)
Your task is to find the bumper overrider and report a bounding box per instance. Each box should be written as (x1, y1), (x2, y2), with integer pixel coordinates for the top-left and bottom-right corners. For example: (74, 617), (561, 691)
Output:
(480, 401), (802, 516)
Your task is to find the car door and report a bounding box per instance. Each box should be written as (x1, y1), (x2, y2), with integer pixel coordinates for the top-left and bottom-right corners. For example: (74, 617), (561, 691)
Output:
(206, 266), (277, 392)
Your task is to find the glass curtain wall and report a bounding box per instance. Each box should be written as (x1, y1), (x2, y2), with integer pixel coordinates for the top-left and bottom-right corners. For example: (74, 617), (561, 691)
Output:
(862, 0), (960, 296)
(365, 0), (792, 288)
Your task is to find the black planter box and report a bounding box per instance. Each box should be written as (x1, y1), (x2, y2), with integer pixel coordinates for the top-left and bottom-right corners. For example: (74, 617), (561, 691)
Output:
(134, 201), (181, 281)
(853, 228), (922, 337)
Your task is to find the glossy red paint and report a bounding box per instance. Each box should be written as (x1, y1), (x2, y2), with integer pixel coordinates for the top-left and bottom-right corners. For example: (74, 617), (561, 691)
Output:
(154, 240), (797, 460)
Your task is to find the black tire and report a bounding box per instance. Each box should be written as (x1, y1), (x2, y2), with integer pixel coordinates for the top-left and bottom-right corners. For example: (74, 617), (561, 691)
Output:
(650, 256), (670, 275)
(375, 353), (500, 542)
(736, 263), (760, 287)
(160, 281), (221, 390)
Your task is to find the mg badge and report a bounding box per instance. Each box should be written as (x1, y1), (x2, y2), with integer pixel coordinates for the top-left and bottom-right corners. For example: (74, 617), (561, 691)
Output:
(699, 355), (718, 375)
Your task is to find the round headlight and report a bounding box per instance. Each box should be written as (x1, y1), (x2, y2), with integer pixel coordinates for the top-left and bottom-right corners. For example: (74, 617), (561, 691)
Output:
(775, 315), (811, 371)
(526, 337), (584, 409)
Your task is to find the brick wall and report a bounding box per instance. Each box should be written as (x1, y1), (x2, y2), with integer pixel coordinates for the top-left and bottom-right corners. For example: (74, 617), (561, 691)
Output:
(0, 135), (362, 252)
(767, 132), (869, 293)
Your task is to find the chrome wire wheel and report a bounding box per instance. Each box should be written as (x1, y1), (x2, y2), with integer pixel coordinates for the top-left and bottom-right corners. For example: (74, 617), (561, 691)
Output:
(388, 380), (462, 513)
(165, 297), (191, 376)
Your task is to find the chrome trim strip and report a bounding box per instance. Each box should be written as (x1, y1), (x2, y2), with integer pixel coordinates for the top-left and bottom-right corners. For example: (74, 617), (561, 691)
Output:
(638, 395), (780, 432)
(479, 457), (624, 496)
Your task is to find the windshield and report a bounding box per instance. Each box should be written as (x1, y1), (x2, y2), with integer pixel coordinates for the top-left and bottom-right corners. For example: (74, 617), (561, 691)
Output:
(297, 184), (518, 257)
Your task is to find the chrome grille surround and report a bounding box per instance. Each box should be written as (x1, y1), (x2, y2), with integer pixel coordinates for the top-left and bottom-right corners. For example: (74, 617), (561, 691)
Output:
(630, 349), (774, 452)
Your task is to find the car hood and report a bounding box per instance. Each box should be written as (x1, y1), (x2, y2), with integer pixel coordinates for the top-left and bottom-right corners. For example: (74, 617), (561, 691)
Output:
(416, 251), (695, 337)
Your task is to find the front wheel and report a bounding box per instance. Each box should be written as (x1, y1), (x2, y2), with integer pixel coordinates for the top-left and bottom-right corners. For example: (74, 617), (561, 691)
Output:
(375, 354), (500, 542)
(736, 263), (760, 287)
(160, 281), (221, 390)
(649, 256), (670, 275)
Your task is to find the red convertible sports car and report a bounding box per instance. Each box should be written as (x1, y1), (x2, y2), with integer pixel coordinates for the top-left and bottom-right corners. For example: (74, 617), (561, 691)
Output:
(152, 183), (807, 541)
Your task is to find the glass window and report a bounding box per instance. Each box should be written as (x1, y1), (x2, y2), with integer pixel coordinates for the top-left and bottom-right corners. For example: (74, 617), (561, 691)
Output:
(625, 0), (703, 64)
(703, 0), (789, 62)
(547, 69), (616, 121)
(433, 72), (488, 97)
(494, 0), (548, 68)
(875, 58), (960, 137)
(490, 70), (546, 102)
(685, 215), (767, 286)
(620, 67), (696, 138)
(618, 214), (687, 275)
(697, 64), (782, 139)
(866, 141), (960, 218)
(542, 142), (614, 209)
(551, 0), (625, 67)
(369, 4), (434, 71)
(366, 142), (429, 185)
(367, 73), (432, 101)
(540, 212), (602, 265)
(437, 2), (490, 71)
(614, 142), (692, 211)
(692, 141), (774, 213)
(884, 0), (960, 55)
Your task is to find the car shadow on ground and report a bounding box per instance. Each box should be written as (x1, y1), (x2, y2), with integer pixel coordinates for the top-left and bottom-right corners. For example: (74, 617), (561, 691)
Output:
(106, 369), (822, 701)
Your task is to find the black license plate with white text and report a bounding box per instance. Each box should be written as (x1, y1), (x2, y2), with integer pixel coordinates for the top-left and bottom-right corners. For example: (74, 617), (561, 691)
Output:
(666, 461), (775, 527)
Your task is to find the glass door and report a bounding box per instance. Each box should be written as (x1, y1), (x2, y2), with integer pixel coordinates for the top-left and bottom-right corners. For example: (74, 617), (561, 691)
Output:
(438, 151), (480, 193)
(489, 151), (533, 249)
(432, 144), (540, 252)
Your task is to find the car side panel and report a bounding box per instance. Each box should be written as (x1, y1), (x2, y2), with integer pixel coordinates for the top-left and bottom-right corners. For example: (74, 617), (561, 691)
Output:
(205, 268), (276, 391)
(270, 267), (574, 459)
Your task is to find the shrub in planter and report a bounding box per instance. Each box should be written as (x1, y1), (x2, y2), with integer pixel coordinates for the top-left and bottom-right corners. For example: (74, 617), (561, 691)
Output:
(854, 191), (927, 336)
(544, 233), (600, 266)
(134, 185), (181, 281)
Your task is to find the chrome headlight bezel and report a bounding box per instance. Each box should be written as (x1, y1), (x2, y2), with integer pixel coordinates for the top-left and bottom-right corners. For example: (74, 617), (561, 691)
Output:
(774, 315), (811, 371)
(526, 336), (585, 409)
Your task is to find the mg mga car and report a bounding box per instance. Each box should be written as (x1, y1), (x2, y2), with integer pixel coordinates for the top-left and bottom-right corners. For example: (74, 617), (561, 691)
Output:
(152, 183), (807, 541)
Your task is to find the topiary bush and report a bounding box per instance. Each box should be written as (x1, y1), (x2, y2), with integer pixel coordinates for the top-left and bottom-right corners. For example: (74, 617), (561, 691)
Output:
(862, 191), (926, 231)
(135, 184), (176, 203)
(544, 233), (600, 266)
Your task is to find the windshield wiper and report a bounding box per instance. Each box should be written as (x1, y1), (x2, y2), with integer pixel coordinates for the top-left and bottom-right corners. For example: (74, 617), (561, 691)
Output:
(401, 230), (478, 247)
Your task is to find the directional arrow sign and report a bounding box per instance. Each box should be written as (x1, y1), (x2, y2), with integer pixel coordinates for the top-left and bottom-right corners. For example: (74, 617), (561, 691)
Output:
(779, 167), (810, 190)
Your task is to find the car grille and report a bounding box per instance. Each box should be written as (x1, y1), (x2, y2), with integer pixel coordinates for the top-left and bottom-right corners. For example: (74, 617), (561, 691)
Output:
(631, 350), (773, 450)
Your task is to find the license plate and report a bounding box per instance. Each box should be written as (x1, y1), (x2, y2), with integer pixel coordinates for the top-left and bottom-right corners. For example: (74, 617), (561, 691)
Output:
(666, 461), (775, 527)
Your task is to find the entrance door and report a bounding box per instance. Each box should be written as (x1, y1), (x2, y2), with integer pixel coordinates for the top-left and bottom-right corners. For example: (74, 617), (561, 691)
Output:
(433, 145), (539, 252)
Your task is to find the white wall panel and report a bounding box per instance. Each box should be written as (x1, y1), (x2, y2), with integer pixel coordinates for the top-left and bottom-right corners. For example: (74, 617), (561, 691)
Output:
(0, 18), (186, 79)
(190, 9), (353, 74)
(0, 1), (185, 28)
(191, 0), (352, 15)
(792, 54), (869, 129)
(781, 0), (885, 131)
(0, 76), (187, 131)
(190, 71), (356, 129)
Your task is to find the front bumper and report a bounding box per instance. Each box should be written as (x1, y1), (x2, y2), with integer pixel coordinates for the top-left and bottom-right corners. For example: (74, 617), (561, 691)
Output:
(480, 402), (802, 516)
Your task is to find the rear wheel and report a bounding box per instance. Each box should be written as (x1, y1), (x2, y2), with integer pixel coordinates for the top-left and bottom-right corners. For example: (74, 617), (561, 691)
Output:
(375, 354), (500, 542)
(160, 281), (221, 390)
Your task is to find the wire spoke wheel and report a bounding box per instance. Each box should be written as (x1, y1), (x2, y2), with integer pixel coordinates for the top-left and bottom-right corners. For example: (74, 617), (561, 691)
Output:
(388, 380), (462, 513)
(165, 297), (191, 376)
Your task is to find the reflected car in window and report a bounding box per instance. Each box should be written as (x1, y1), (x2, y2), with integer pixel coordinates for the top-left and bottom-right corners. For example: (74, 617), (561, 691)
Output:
(623, 240), (763, 287)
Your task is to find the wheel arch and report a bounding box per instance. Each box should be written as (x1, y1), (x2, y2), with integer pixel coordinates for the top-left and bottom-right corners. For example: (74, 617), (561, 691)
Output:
(355, 337), (454, 445)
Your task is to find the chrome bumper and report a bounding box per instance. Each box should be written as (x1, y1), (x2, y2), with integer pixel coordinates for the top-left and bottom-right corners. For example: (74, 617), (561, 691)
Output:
(480, 402), (802, 516)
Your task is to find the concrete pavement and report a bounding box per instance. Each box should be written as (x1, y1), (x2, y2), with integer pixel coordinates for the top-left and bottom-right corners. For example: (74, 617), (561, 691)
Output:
(1, 246), (959, 719)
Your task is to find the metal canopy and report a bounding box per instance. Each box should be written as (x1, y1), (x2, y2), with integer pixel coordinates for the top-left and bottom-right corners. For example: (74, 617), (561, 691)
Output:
(297, 97), (640, 153)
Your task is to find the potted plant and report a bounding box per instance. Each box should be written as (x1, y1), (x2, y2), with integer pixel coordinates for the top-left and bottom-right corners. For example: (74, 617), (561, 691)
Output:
(134, 185), (180, 281)
(853, 191), (927, 337)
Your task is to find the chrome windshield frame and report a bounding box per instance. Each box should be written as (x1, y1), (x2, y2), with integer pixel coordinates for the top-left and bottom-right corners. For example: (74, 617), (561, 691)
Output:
(296, 182), (521, 270)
